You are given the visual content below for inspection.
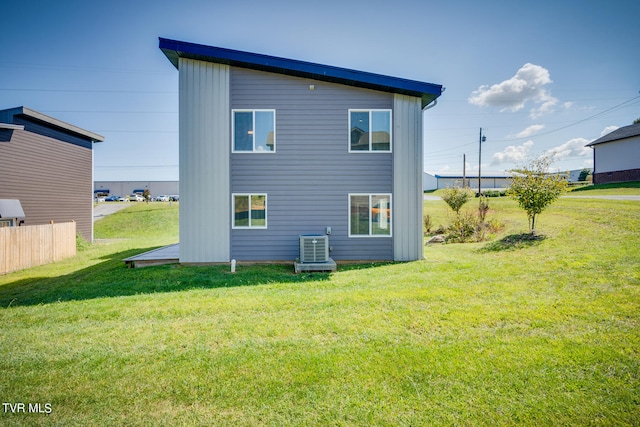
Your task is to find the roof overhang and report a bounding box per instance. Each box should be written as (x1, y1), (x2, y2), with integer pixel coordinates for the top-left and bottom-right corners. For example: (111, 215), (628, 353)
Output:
(159, 38), (443, 108)
(0, 199), (26, 219)
(586, 123), (640, 147)
(0, 107), (104, 143)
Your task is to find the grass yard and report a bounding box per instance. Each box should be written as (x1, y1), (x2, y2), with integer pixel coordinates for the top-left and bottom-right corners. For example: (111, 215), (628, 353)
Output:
(0, 190), (639, 426)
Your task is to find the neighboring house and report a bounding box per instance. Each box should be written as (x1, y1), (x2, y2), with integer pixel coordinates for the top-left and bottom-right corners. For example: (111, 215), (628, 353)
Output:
(94, 181), (179, 199)
(0, 107), (104, 241)
(160, 38), (443, 263)
(431, 173), (513, 190)
(0, 199), (25, 227)
(586, 123), (640, 184)
(423, 172), (438, 191)
(567, 168), (591, 182)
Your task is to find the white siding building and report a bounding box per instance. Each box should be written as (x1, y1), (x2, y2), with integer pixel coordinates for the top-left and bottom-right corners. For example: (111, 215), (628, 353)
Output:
(586, 123), (640, 184)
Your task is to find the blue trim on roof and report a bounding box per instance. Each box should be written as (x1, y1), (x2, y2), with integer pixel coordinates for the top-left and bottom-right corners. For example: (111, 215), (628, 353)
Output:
(159, 38), (443, 108)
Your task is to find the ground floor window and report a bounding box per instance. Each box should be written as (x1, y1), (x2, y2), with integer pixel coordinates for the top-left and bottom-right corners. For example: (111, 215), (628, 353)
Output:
(233, 194), (267, 228)
(349, 194), (392, 237)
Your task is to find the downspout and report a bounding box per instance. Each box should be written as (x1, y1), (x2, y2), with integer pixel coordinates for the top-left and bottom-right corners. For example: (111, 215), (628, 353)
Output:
(592, 146), (596, 184)
(422, 98), (438, 112)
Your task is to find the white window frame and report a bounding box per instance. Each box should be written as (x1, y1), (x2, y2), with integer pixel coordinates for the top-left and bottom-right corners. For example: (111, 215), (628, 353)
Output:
(348, 109), (393, 153)
(348, 193), (392, 237)
(232, 193), (268, 229)
(232, 109), (276, 153)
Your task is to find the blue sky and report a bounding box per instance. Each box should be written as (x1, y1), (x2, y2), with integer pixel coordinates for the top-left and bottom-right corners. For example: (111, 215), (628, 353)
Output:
(2, 0), (639, 181)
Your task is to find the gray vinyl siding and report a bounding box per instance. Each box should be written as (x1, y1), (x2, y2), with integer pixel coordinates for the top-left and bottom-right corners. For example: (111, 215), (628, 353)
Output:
(230, 68), (393, 261)
(393, 94), (423, 261)
(0, 129), (93, 240)
(178, 58), (231, 263)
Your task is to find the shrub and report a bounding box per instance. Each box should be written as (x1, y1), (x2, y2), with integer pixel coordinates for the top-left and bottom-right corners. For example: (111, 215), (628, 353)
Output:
(76, 233), (90, 251)
(486, 217), (505, 234)
(508, 156), (568, 233)
(433, 225), (447, 235)
(578, 168), (591, 182)
(478, 196), (489, 223)
(447, 211), (479, 243)
(423, 214), (433, 234)
(441, 186), (473, 214)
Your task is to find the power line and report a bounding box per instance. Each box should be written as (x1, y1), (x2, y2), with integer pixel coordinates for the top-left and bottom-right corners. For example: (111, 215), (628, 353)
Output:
(491, 95), (640, 143)
(0, 88), (176, 94)
(0, 61), (168, 75)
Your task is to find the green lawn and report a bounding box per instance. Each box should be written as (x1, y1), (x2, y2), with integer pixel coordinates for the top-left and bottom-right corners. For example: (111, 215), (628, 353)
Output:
(0, 194), (638, 426)
(569, 181), (640, 195)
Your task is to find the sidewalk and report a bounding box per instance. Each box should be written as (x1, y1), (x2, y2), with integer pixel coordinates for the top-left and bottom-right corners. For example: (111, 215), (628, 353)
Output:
(93, 203), (131, 222)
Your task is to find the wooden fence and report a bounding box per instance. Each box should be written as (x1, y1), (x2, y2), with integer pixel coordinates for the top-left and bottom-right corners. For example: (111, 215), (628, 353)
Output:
(0, 221), (76, 275)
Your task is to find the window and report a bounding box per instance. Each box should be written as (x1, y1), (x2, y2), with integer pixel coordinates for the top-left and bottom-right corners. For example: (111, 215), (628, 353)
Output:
(233, 194), (267, 228)
(233, 110), (276, 152)
(349, 194), (392, 237)
(349, 109), (392, 152)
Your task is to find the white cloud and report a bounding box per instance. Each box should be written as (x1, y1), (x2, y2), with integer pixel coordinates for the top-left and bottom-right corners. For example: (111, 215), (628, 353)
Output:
(545, 138), (591, 160)
(600, 125), (619, 137)
(468, 63), (560, 118)
(529, 94), (558, 119)
(515, 124), (545, 138)
(491, 140), (534, 165)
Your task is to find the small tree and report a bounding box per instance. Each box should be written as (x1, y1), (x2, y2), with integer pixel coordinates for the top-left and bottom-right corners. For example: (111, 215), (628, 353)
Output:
(478, 195), (489, 223)
(441, 186), (473, 215)
(578, 168), (591, 182)
(507, 156), (568, 233)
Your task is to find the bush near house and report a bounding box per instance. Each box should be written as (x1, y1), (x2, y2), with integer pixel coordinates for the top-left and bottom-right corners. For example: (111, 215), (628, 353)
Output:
(507, 156), (568, 233)
(441, 186), (473, 214)
(483, 189), (507, 197)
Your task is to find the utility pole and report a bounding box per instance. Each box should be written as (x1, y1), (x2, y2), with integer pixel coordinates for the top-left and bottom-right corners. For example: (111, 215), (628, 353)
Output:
(462, 154), (466, 188)
(478, 128), (486, 195)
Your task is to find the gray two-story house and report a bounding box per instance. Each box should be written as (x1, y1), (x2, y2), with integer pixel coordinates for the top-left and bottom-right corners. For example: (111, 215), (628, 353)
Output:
(160, 38), (443, 263)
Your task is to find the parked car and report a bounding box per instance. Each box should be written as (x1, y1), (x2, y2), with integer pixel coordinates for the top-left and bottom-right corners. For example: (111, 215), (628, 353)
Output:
(104, 195), (120, 202)
(169, 195), (179, 201)
(129, 194), (145, 202)
(154, 195), (170, 202)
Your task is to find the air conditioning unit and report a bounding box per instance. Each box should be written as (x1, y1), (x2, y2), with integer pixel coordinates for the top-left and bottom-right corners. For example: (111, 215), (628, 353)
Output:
(299, 234), (329, 263)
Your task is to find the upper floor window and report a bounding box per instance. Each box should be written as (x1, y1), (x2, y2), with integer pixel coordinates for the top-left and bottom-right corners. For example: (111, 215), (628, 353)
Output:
(233, 110), (276, 153)
(349, 109), (392, 152)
